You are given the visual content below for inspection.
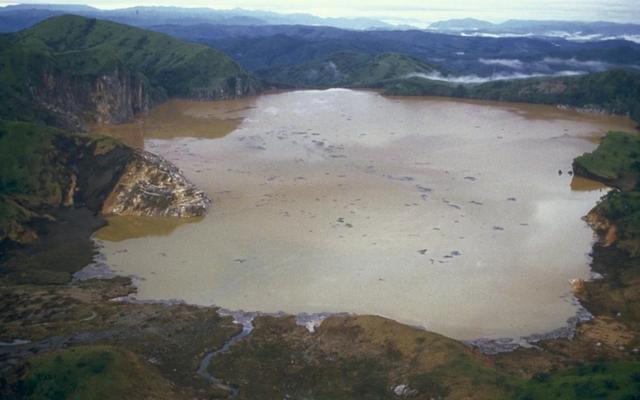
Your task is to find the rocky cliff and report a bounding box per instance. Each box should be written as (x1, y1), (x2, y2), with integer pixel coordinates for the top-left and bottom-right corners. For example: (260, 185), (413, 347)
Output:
(0, 124), (209, 244)
(102, 150), (210, 218)
(32, 63), (149, 132)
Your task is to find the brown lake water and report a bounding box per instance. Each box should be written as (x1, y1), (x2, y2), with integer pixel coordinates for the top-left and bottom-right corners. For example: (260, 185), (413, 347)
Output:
(94, 90), (636, 340)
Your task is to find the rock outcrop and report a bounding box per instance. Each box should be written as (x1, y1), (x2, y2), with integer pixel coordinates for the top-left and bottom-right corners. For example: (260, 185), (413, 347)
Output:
(584, 208), (618, 247)
(101, 150), (210, 218)
(190, 75), (260, 100)
(0, 129), (210, 244)
(33, 63), (150, 132)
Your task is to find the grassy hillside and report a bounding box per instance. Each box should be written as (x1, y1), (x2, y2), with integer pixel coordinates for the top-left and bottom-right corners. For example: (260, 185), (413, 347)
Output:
(23, 345), (178, 400)
(210, 315), (515, 400)
(573, 131), (640, 187)
(513, 361), (640, 400)
(0, 120), (132, 245)
(384, 69), (640, 126)
(0, 15), (260, 128)
(258, 52), (445, 88)
(15, 15), (251, 97)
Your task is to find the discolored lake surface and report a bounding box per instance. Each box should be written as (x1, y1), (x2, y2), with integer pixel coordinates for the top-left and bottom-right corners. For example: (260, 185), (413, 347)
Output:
(95, 90), (636, 340)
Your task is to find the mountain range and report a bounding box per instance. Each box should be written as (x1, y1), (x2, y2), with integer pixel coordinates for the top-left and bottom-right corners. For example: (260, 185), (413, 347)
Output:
(0, 3), (396, 32)
(151, 23), (640, 78)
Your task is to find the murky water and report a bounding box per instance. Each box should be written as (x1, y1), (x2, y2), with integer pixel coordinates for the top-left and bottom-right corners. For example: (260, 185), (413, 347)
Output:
(95, 90), (636, 340)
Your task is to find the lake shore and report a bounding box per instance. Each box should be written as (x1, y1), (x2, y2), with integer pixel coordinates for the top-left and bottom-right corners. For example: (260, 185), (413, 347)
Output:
(2, 93), (640, 399)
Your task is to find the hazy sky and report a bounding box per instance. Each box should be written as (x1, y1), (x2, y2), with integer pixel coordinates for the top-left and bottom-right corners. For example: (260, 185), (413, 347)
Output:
(2, 0), (639, 24)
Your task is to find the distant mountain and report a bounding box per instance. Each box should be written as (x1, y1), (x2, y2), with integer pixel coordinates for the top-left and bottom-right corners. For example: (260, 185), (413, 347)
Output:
(257, 52), (446, 88)
(0, 15), (259, 130)
(428, 18), (495, 31)
(0, 4), (398, 32)
(3, 3), (99, 12)
(152, 24), (640, 77)
(428, 18), (640, 43)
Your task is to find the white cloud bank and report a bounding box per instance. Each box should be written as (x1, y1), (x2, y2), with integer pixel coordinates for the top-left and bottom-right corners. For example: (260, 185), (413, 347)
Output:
(405, 70), (584, 84)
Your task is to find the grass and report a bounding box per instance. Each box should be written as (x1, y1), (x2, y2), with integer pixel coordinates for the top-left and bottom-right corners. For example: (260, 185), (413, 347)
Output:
(0, 120), (63, 199)
(0, 120), (70, 242)
(16, 15), (250, 98)
(22, 345), (176, 400)
(573, 131), (640, 184)
(513, 362), (640, 400)
(210, 315), (514, 399)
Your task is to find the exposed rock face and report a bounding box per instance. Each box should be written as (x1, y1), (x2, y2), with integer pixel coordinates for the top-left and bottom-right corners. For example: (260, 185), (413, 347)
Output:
(34, 64), (150, 132)
(1, 134), (210, 245)
(101, 150), (211, 218)
(91, 66), (149, 124)
(584, 208), (617, 247)
(190, 75), (260, 100)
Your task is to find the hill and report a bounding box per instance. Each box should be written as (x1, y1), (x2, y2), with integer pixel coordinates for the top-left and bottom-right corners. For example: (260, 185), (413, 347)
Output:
(258, 52), (446, 88)
(153, 24), (640, 77)
(0, 15), (259, 130)
(383, 69), (640, 126)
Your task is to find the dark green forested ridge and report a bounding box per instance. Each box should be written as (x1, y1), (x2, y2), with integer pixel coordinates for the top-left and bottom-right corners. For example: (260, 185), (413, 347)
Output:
(257, 52), (446, 88)
(0, 15), (260, 130)
(15, 15), (253, 96)
(383, 69), (640, 127)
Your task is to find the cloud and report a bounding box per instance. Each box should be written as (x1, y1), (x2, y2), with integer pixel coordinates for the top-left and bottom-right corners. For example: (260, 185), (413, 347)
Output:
(476, 57), (637, 74)
(458, 30), (640, 44)
(405, 70), (585, 84)
(459, 32), (535, 38)
(479, 58), (526, 69)
(542, 57), (614, 71)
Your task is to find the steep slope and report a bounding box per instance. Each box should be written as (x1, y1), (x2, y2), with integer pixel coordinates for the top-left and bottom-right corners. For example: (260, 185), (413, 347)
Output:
(258, 52), (446, 88)
(0, 121), (210, 245)
(0, 15), (260, 130)
(573, 131), (640, 256)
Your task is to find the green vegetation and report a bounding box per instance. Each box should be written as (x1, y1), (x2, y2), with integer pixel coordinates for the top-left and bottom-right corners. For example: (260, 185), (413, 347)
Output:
(513, 361), (640, 400)
(23, 345), (175, 400)
(0, 15), (259, 127)
(574, 131), (640, 256)
(24, 346), (120, 400)
(573, 131), (640, 186)
(211, 316), (514, 399)
(384, 69), (640, 127)
(593, 191), (640, 256)
(258, 52), (445, 88)
(0, 120), (68, 242)
(0, 120), (64, 199)
(15, 15), (251, 97)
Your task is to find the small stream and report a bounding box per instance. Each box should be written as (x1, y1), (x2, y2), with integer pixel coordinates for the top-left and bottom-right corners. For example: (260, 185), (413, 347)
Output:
(197, 314), (255, 396)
